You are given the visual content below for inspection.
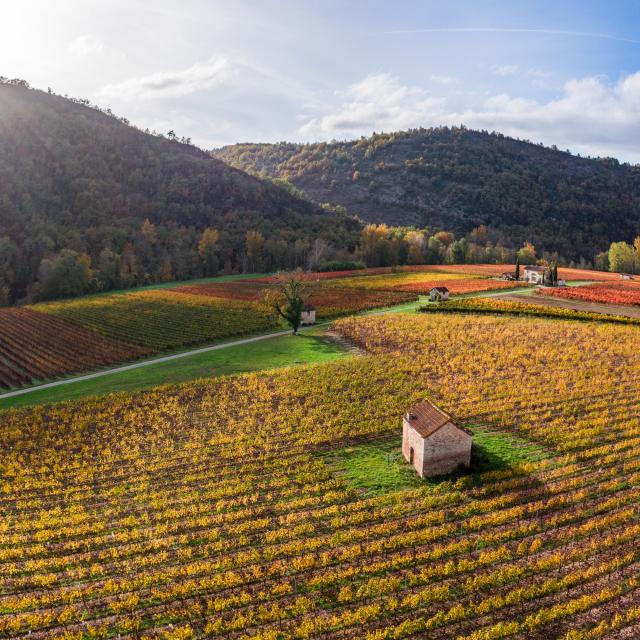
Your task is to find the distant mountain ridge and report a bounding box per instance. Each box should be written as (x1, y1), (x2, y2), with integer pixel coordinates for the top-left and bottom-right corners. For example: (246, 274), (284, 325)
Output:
(214, 128), (640, 261)
(0, 82), (359, 302)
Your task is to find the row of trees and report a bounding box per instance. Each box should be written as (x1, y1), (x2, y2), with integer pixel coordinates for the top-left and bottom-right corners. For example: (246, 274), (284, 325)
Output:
(7, 214), (625, 306)
(356, 224), (545, 268)
(12, 221), (351, 303)
(1, 218), (561, 304)
(595, 238), (640, 274)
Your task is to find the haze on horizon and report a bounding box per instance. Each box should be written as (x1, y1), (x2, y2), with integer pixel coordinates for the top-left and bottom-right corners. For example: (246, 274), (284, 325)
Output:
(3, 0), (640, 161)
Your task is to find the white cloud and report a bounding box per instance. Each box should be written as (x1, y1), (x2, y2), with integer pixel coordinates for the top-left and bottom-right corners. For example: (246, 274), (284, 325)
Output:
(298, 71), (640, 161)
(299, 73), (447, 138)
(99, 56), (234, 100)
(490, 64), (519, 76)
(460, 74), (640, 158)
(67, 35), (104, 57)
(430, 74), (459, 85)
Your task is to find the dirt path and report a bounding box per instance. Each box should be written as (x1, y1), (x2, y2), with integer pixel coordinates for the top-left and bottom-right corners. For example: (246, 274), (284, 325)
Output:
(0, 298), (418, 401)
(496, 292), (640, 319)
(0, 282), (619, 402)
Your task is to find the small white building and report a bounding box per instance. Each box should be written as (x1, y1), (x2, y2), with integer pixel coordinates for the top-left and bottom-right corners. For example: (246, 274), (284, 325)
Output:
(402, 401), (473, 478)
(300, 305), (316, 325)
(429, 286), (450, 302)
(522, 265), (545, 284)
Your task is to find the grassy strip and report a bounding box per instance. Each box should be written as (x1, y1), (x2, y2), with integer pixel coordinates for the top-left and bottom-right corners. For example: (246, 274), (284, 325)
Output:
(0, 330), (348, 410)
(323, 429), (550, 496)
(419, 298), (640, 325)
(0, 294), (424, 407)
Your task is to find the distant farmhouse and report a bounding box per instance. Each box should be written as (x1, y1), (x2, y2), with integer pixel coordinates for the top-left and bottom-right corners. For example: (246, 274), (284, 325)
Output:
(402, 401), (473, 477)
(522, 265), (546, 284)
(429, 286), (450, 302)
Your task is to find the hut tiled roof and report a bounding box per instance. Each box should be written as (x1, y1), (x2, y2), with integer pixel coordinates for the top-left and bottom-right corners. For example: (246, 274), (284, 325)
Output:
(430, 286), (449, 293)
(405, 401), (471, 438)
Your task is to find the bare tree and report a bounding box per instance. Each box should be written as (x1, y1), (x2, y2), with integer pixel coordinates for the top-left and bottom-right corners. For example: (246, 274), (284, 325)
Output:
(307, 238), (331, 271)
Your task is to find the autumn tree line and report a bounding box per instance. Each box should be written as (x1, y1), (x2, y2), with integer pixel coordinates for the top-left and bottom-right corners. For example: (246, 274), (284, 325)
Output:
(595, 237), (640, 274)
(1, 221), (329, 304)
(0, 219), (551, 305)
(1, 216), (637, 305)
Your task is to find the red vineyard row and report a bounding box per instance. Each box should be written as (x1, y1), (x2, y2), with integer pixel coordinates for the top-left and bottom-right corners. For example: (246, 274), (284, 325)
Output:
(0, 308), (149, 389)
(170, 283), (417, 316)
(538, 282), (640, 307)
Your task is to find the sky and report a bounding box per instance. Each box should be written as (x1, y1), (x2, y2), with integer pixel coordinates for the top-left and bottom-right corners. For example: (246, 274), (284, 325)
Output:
(3, 0), (640, 161)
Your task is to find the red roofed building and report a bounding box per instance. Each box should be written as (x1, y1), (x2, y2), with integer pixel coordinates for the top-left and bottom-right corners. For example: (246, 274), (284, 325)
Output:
(402, 401), (473, 477)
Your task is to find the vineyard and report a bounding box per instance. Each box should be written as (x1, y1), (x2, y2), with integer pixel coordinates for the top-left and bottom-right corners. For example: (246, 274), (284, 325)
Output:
(418, 297), (640, 325)
(322, 272), (479, 291)
(244, 264), (614, 283)
(2, 312), (640, 638)
(0, 264), (617, 390)
(395, 279), (519, 295)
(171, 282), (417, 318)
(0, 308), (148, 389)
(383, 265), (615, 281)
(538, 282), (640, 307)
(32, 290), (279, 351)
(243, 265), (495, 283)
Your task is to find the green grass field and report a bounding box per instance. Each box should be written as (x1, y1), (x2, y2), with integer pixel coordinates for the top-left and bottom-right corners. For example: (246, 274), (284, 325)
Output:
(0, 330), (348, 410)
(324, 428), (550, 496)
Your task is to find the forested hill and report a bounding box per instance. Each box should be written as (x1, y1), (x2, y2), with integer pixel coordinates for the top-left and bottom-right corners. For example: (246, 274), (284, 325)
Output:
(0, 82), (359, 303)
(214, 128), (640, 261)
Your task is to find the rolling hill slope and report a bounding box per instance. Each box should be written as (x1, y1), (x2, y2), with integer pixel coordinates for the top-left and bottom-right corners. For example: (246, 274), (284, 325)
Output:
(214, 127), (640, 261)
(0, 82), (359, 302)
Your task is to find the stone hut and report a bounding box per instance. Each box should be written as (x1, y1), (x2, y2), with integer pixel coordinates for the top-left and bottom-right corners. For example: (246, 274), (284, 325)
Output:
(300, 304), (316, 325)
(402, 401), (473, 477)
(429, 286), (450, 302)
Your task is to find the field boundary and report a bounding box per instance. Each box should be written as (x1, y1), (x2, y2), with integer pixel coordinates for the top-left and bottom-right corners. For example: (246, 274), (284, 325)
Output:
(0, 295), (428, 401)
(0, 329), (294, 399)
